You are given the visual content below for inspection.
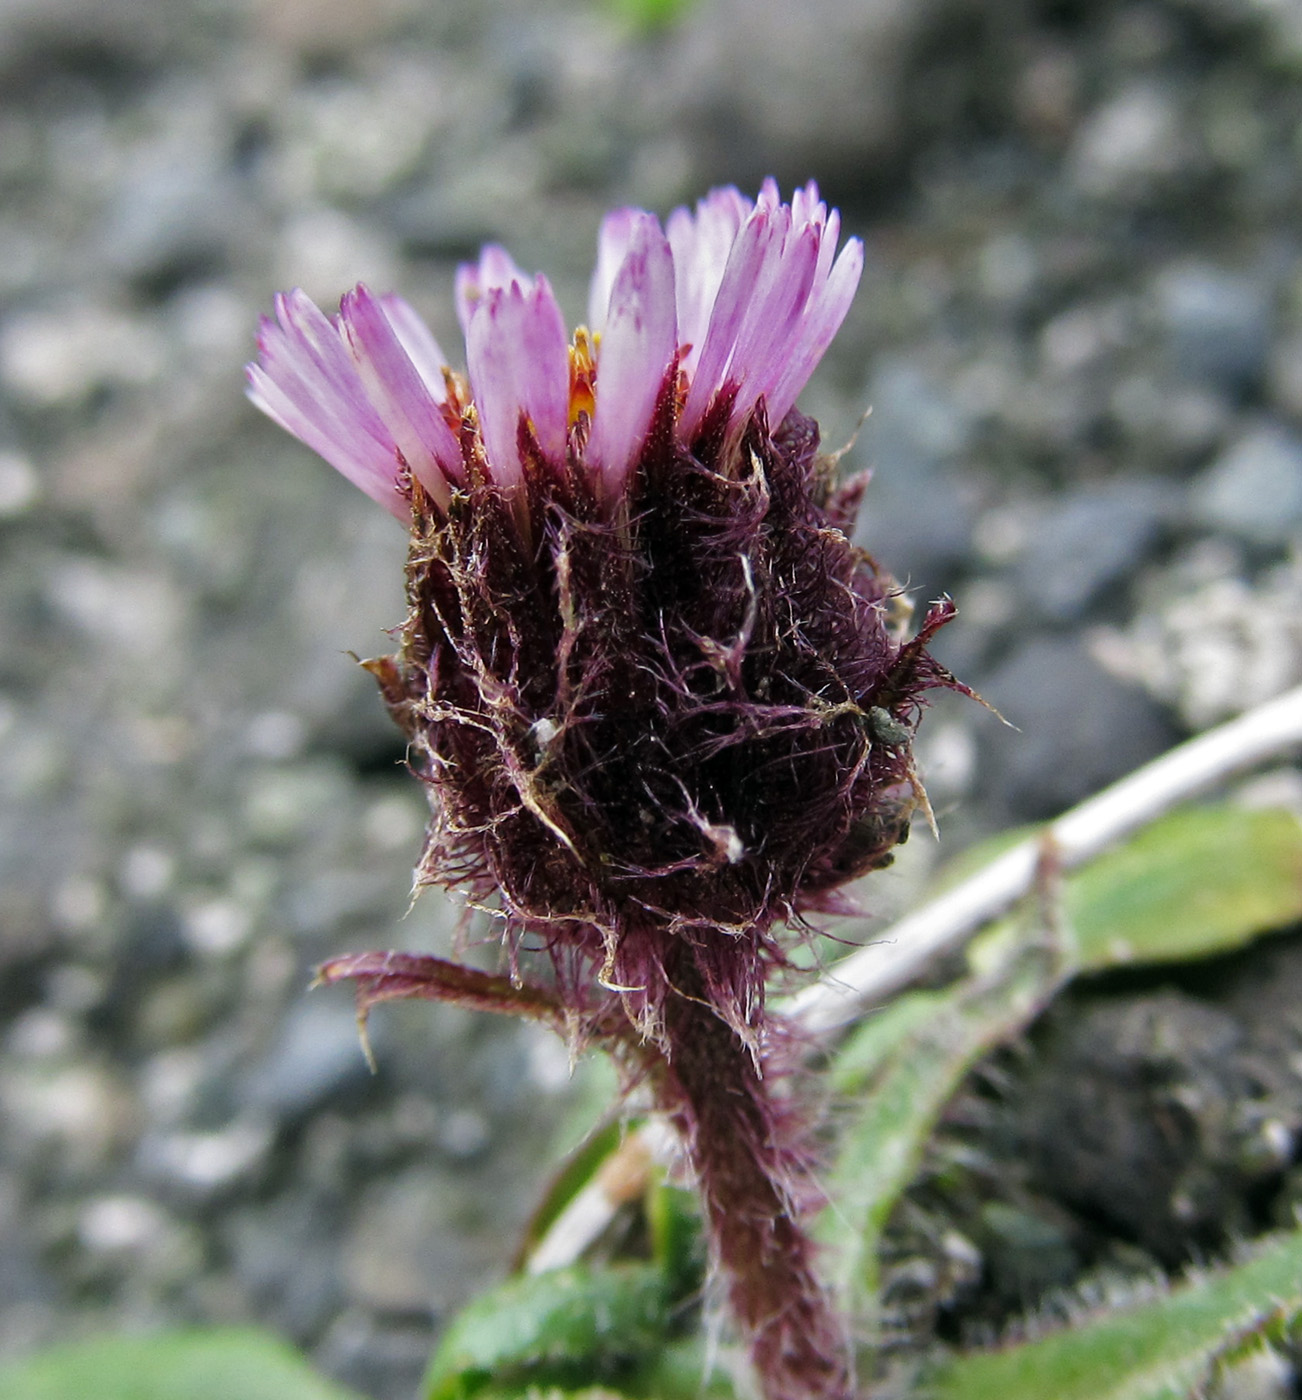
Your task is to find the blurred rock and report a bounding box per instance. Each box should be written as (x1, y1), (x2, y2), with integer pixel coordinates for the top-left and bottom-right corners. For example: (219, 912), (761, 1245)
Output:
(854, 360), (979, 595)
(1014, 479), (1175, 624)
(250, 0), (417, 57)
(342, 1168), (488, 1314)
(4, 0), (1302, 1392)
(975, 636), (1178, 820)
(1070, 82), (1188, 199)
(0, 451), (37, 517)
(2, 1062), (138, 1179)
(242, 998), (376, 1122)
(226, 1196), (344, 1338)
(1092, 545), (1302, 729)
(1154, 261), (1272, 394)
(1190, 423), (1302, 546)
(139, 1116), (274, 1201)
(0, 305), (167, 408)
(315, 1312), (436, 1400)
(1266, 330), (1302, 419)
(99, 80), (248, 293)
(1017, 993), (1261, 1262)
(668, 0), (953, 187)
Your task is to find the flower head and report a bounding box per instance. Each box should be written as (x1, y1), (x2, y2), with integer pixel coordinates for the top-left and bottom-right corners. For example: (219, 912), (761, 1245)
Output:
(247, 180), (958, 1045)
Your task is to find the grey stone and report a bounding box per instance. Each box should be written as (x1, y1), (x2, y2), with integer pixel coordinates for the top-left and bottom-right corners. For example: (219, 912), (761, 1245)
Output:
(1266, 330), (1302, 418)
(6, 0), (1302, 1388)
(138, 1117), (275, 1200)
(0, 1178), (57, 1310)
(341, 1167), (496, 1314)
(225, 1196), (344, 1339)
(975, 636), (1179, 821)
(0, 451), (37, 517)
(99, 88), (247, 291)
(1191, 424), (1302, 546)
(1070, 83), (1187, 198)
(315, 1312), (437, 1400)
(665, 0), (953, 187)
(242, 998), (376, 1121)
(853, 361), (979, 595)
(1015, 479), (1175, 623)
(1155, 262), (1273, 393)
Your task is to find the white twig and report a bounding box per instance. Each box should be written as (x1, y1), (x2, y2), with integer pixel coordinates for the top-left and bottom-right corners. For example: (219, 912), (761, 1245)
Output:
(525, 1117), (679, 1274)
(786, 683), (1302, 1035)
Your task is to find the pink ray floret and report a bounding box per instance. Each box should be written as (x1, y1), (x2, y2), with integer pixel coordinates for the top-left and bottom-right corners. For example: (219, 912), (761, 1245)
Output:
(246, 288), (460, 519)
(585, 212), (677, 494)
(246, 181), (863, 518)
(465, 272), (571, 492)
(669, 176), (863, 440)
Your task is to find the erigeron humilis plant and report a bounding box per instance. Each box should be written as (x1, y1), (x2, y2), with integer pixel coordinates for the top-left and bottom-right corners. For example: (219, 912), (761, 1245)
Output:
(247, 180), (967, 1400)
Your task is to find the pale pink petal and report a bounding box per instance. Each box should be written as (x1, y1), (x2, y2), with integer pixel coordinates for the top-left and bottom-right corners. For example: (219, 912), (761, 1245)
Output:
(678, 208), (775, 439)
(729, 220), (819, 416)
(685, 204), (816, 430)
(246, 362), (405, 518)
(764, 236), (864, 429)
(812, 207), (841, 286)
(518, 275), (571, 463)
(378, 294), (450, 401)
(673, 183), (864, 439)
(789, 180), (826, 227)
(587, 215), (676, 493)
(587, 206), (641, 334)
(456, 245), (532, 337)
(250, 304), (374, 441)
(722, 205), (795, 369)
(667, 186), (749, 373)
(466, 274), (570, 489)
(250, 181), (863, 524)
(266, 291), (368, 406)
(246, 290), (408, 518)
(466, 290), (524, 490)
(339, 284), (463, 508)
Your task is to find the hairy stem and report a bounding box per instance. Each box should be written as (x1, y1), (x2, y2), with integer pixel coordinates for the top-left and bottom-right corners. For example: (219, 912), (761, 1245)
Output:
(657, 948), (852, 1400)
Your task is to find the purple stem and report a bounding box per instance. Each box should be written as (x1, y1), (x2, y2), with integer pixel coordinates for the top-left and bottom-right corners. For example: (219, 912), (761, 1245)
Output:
(656, 946), (853, 1400)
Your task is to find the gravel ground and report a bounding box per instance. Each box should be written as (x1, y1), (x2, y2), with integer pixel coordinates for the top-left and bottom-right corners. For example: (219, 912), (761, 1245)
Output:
(2, 1), (1302, 1396)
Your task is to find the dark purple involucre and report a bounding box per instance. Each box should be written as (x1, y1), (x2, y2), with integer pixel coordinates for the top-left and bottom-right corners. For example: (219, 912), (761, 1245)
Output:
(368, 390), (956, 1049)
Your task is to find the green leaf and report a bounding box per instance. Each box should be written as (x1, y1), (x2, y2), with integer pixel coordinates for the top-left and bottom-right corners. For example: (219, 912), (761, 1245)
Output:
(516, 1116), (626, 1267)
(0, 1328), (363, 1400)
(822, 804), (1302, 1326)
(924, 1228), (1302, 1400)
(830, 986), (954, 1097)
(601, 0), (695, 34)
(646, 1178), (704, 1303)
(1066, 805), (1302, 970)
(454, 1334), (739, 1400)
(633, 1338), (739, 1398)
(423, 1264), (671, 1400)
